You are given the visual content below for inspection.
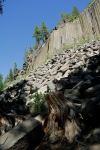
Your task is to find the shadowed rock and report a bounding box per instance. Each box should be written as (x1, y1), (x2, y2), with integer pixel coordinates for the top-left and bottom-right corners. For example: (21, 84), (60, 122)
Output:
(0, 118), (44, 150)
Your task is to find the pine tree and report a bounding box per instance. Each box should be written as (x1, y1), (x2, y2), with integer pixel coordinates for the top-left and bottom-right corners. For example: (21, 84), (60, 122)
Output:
(24, 47), (33, 61)
(9, 69), (14, 81)
(13, 62), (18, 76)
(0, 0), (5, 14)
(0, 73), (3, 91)
(24, 48), (28, 62)
(41, 22), (49, 33)
(41, 22), (49, 42)
(29, 46), (33, 53)
(58, 7), (80, 25)
(32, 25), (41, 47)
(61, 13), (71, 22)
(4, 75), (10, 87)
(34, 42), (38, 50)
(72, 7), (80, 19)
(58, 13), (72, 25)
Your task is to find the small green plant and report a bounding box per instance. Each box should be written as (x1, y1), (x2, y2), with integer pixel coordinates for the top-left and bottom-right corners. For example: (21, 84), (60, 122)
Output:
(30, 92), (48, 114)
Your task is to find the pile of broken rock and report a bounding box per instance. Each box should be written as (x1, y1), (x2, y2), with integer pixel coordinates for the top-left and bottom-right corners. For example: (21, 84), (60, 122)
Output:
(0, 40), (100, 150)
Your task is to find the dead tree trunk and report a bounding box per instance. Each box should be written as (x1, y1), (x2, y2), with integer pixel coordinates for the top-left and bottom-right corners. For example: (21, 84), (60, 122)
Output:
(36, 91), (82, 150)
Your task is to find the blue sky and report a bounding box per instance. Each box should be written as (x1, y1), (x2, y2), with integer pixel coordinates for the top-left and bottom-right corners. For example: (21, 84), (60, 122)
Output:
(0, 0), (90, 80)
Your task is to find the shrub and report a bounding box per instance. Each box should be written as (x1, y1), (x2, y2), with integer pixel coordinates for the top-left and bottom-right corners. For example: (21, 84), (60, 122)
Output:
(30, 92), (48, 114)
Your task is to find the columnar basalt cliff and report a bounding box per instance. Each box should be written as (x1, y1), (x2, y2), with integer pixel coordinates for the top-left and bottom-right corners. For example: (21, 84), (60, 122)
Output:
(18, 0), (100, 75)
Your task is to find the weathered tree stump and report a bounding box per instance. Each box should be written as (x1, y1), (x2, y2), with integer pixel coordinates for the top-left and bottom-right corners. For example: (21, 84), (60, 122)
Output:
(36, 91), (82, 150)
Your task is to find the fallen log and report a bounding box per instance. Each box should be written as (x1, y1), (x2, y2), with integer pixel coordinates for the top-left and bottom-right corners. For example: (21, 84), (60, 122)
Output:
(0, 118), (44, 150)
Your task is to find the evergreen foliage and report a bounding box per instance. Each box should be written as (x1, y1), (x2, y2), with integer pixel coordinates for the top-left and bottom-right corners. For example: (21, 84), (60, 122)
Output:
(4, 62), (19, 88)
(41, 22), (48, 33)
(4, 75), (9, 87)
(0, 73), (3, 91)
(72, 6), (80, 19)
(29, 46), (33, 53)
(58, 6), (80, 25)
(32, 22), (49, 50)
(58, 13), (72, 25)
(24, 48), (28, 62)
(9, 68), (14, 81)
(32, 25), (41, 47)
(13, 62), (18, 76)
(0, 0), (4, 14)
(24, 47), (33, 62)
(33, 42), (38, 50)
(41, 22), (49, 42)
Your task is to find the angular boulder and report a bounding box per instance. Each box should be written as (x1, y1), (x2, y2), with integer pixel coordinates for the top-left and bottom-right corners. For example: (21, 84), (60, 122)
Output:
(0, 118), (44, 150)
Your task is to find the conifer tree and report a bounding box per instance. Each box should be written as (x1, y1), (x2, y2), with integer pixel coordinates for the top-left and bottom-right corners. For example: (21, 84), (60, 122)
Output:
(0, 0), (5, 14)
(32, 25), (41, 47)
(41, 22), (49, 42)
(58, 6), (80, 25)
(4, 75), (10, 87)
(13, 62), (18, 76)
(29, 46), (33, 53)
(72, 7), (80, 19)
(41, 22), (49, 34)
(0, 73), (3, 91)
(9, 69), (14, 81)
(32, 23), (49, 50)
(24, 48), (28, 62)
(33, 42), (39, 50)
(58, 13), (72, 25)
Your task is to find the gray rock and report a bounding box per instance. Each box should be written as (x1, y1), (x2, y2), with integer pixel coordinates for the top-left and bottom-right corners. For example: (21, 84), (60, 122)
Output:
(47, 80), (56, 92)
(22, 85), (31, 91)
(38, 85), (47, 94)
(59, 63), (69, 72)
(0, 118), (44, 150)
(54, 72), (63, 80)
(49, 65), (59, 75)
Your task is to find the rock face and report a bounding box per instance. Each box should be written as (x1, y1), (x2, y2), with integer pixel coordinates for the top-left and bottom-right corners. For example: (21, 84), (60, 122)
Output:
(0, 40), (100, 149)
(14, 0), (100, 75)
(0, 40), (100, 115)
